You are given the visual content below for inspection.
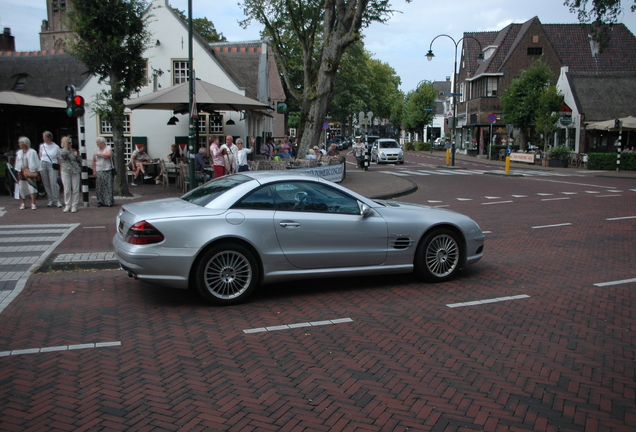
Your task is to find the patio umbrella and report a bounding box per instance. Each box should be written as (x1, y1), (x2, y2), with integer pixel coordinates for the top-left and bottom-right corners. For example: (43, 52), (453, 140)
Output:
(0, 91), (66, 109)
(585, 116), (636, 130)
(124, 79), (270, 113)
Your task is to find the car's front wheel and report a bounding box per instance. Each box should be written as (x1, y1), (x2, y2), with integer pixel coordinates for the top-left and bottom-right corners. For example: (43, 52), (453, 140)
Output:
(195, 243), (259, 305)
(414, 228), (462, 282)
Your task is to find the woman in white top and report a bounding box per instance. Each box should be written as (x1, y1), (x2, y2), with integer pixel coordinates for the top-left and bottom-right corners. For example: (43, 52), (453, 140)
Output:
(15, 136), (40, 210)
(59, 136), (82, 213)
(235, 138), (253, 172)
(39, 130), (63, 208)
(92, 137), (114, 207)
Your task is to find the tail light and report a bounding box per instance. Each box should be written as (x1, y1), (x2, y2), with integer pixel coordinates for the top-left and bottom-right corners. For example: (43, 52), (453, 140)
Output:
(125, 221), (165, 245)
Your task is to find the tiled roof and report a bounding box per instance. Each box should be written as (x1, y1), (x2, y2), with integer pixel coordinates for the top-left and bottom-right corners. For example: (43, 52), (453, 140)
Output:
(464, 17), (636, 76)
(0, 50), (90, 99)
(543, 23), (636, 72)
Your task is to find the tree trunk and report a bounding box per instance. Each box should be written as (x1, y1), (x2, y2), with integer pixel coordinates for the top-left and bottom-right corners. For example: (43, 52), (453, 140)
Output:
(295, 30), (349, 158)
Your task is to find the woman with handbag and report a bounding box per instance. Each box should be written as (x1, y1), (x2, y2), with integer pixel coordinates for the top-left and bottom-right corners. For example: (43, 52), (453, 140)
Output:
(59, 136), (81, 213)
(39, 130), (63, 208)
(15, 136), (40, 210)
(92, 137), (114, 207)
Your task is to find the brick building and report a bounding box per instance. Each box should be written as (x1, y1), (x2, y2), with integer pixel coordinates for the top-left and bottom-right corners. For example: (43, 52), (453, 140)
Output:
(454, 17), (636, 155)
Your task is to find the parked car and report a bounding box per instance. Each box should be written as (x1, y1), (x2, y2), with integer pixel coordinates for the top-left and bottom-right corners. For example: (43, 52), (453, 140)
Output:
(371, 139), (405, 164)
(114, 171), (484, 305)
(433, 138), (446, 149)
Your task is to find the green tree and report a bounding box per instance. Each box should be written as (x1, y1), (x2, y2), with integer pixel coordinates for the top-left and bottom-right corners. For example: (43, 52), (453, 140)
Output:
(401, 81), (435, 139)
(500, 59), (554, 149)
(170, 7), (227, 43)
(366, 58), (401, 122)
(330, 41), (372, 136)
(565, 0), (636, 51)
(240, 0), (406, 157)
(66, 0), (152, 197)
(534, 85), (564, 152)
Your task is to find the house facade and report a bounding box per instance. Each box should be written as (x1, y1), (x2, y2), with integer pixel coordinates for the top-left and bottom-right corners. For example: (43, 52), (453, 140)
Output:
(1, 0), (285, 162)
(453, 17), (636, 154)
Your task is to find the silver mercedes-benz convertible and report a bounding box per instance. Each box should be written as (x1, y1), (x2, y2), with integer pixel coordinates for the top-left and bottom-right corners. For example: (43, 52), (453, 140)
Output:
(114, 171), (484, 305)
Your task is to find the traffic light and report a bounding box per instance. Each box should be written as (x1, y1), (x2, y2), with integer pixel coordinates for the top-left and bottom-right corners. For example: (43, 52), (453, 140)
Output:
(73, 95), (85, 117)
(65, 85), (75, 118)
(614, 119), (622, 129)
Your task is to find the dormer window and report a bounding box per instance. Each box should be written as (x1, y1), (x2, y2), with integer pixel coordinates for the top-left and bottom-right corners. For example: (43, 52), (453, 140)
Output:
(12, 74), (27, 90)
(527, 47), (543, 55)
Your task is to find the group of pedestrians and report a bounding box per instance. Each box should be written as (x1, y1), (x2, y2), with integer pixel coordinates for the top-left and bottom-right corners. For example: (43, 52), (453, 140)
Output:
(14, 131), (82, 211)
(197, 135), (254, 180)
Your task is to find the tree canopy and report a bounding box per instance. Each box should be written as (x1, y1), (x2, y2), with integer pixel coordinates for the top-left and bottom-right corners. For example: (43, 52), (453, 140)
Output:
(401, 81), (436, 136)
(240, 0), (407, 157)
(500, 60), (561, 149)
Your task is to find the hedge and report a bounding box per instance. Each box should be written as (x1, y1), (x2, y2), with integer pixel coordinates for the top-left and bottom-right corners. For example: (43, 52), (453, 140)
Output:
(588, 152), (636, 170)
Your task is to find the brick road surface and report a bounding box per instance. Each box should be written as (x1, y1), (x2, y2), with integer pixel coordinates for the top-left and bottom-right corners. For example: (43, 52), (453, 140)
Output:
(0, 155), (635, 431)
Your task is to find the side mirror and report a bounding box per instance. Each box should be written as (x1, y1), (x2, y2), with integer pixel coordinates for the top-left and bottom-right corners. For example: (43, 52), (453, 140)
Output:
(359, 202), (373, 217)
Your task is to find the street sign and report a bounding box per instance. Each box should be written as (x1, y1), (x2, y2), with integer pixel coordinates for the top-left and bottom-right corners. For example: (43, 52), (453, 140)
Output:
(322, 123), (329, 130)
(487, 113), (497, 123)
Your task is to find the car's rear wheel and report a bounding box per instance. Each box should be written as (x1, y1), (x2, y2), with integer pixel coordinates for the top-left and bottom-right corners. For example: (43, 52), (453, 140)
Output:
(195, 243), (259, 305)
(414, 228), (462, 282)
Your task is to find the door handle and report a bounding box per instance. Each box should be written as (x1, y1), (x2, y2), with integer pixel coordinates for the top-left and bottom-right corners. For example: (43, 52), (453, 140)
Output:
(279, 222), (300, 228)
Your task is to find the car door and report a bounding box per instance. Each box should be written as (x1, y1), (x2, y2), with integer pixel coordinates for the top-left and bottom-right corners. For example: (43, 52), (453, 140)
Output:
(272, 181), (388, 269)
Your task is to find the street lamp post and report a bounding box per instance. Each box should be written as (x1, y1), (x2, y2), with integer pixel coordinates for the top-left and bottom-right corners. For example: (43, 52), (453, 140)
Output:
(426, 34), (483, 166)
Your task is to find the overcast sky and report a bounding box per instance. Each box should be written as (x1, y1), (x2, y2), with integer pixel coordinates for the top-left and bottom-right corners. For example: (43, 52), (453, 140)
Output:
(3, 0), (636, 92)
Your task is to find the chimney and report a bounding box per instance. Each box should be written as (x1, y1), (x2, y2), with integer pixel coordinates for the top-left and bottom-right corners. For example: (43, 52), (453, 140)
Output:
(0, 28), (15, 52)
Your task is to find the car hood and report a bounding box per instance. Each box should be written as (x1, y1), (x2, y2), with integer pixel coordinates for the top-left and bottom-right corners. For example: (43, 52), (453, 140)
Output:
(120, 198), (225, 221)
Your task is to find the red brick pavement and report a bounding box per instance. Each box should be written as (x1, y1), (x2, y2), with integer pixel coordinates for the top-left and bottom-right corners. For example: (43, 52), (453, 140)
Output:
(1, 158), (635, 431)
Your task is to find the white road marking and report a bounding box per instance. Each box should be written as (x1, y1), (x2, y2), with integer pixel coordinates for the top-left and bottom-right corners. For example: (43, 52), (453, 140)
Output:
(485, 196), (501, 199)
(532, 223), (572, 229)
(541, 197), (570, 201)
(596, 194), (621, 198)
(244, 317), (354, 334)
(457, 198), (472, 201)
(482, 201), (513, 205)
(447, 294), (530, 308)
(537, 193), (553, 196)
(0, 341), (122, 357)
(606, 216), (636, 221)
(594, 278), (636, 287)
(511, 195), (527, 198)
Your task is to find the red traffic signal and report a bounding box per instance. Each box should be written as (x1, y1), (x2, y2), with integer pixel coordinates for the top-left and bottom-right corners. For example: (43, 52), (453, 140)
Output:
(73, 95), (85, 117)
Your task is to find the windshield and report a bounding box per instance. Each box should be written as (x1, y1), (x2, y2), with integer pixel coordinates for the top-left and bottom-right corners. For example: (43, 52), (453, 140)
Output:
(379, 141), (399, 149)
(181, 174), (252, 206)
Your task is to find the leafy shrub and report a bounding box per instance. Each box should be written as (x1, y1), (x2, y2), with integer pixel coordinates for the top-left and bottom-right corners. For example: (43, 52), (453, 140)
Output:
(548, 145), (571, 160)
(588, 152), (636, 170)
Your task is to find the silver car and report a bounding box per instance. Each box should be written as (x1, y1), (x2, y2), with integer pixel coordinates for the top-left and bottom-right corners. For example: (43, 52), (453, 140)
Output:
(114, 171), (484, 305)
(371, 139), (404, 164)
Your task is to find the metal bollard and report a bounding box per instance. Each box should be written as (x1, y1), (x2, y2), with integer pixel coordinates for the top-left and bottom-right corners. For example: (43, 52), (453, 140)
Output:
(505, 156), (511, 174)
(446, 149), (451, 165)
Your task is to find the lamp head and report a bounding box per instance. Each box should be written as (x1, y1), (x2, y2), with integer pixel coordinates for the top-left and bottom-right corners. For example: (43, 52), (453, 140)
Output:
(476, 52), (484, 64)
(167, 116), (179, 125)
(426, 50), (435, 62)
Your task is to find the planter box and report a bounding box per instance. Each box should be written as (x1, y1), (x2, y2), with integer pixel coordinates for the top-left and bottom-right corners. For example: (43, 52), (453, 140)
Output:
(548, 159), (568, 168)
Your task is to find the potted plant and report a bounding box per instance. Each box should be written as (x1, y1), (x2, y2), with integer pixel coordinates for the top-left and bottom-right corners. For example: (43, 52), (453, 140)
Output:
(547, 145), (570, 168)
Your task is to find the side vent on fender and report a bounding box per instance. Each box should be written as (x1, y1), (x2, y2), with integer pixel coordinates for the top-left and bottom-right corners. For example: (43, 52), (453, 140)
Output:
(392, 237), (413, 250)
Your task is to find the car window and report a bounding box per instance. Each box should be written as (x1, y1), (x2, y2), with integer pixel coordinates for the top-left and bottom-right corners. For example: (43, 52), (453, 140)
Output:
(380, 141), (399, 149)
(271, 181), (360, 214)
(234, 185), (277, 210)
(182, 174), (252, 206)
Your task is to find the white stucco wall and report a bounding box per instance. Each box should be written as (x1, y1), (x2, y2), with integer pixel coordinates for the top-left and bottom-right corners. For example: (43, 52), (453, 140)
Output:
(77, 0), (261, 160)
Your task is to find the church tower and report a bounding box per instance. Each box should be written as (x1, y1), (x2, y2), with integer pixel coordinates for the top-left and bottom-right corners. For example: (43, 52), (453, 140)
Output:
(40, 0), (74, 50)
